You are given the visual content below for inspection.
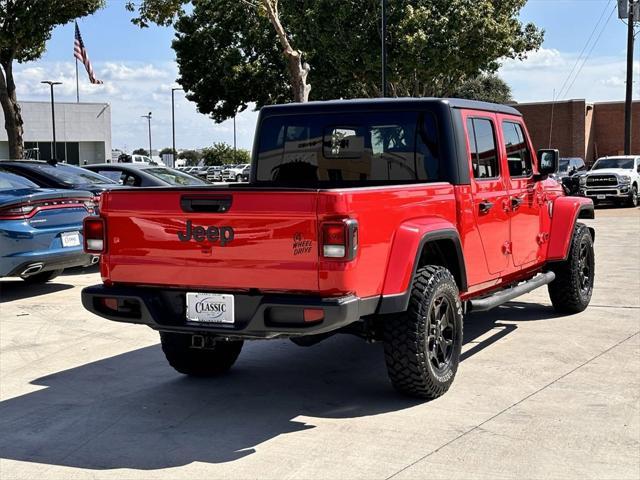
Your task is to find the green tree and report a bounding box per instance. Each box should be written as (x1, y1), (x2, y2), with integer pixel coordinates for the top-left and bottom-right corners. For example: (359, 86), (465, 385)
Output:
(231, 148), (251, 164)
(178, 149), (202, 166)
(451, 74), (514, 104)
(130, 0), (542, 122)
(129, 0), (310, 105)
(132, 148), (149, 156)
(201, 143), (250, 166)
(159, 147), (176, 157)
(0, 0), (104, 159)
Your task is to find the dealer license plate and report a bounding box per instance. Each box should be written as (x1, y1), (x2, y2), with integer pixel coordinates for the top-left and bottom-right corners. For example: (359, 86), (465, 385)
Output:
(597, 195), (606, 200)
(61, 231), (81, 248)
(186, 292), (234, 324)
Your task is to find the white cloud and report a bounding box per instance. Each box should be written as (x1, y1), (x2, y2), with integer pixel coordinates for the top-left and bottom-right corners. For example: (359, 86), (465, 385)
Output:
(100, 62), (169, 81)
(500, 50), (640, 103)
(501, 47), (565, 71)
(601, 76), (625, 87)
(12, 60), (259, 152)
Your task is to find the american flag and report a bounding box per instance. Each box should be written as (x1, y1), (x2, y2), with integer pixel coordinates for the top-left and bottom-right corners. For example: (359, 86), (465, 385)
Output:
(74, 22), (103, 85)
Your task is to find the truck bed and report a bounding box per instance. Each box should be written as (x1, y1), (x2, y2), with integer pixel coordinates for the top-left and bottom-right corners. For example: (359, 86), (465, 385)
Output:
(98, 183), (457, 298)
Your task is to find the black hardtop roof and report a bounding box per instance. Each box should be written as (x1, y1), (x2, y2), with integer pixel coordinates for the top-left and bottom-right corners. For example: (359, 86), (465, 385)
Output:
(260, 97), (521, 117)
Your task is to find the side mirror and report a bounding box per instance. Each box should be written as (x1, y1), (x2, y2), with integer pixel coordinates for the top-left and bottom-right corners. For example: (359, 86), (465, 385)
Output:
(536, 149), (559, 177)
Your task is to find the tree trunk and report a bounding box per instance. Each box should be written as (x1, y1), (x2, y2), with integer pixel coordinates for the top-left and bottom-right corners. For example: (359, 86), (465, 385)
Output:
(261, 0), (310, 102)
(0, 58), (25, 159)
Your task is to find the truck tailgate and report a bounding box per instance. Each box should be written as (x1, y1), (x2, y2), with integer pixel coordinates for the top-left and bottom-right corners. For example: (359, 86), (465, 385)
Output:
(101, 188), (319, 292)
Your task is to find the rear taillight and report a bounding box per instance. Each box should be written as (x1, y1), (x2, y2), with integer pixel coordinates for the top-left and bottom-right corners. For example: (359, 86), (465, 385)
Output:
(321, 219), (358, 260)
(84, 217), (105, 253)
(0, 204), (36, 219)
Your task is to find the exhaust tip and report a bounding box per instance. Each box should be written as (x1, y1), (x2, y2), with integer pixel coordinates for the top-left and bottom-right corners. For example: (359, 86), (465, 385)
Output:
(20, 263), (44, 277)
(90, 255), (100, 265)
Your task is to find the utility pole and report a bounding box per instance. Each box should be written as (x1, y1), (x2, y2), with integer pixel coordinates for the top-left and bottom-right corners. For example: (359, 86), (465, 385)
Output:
(171, 88), (182, 166)
(141, 112), (152, 158)
(624, 0), (636, 154)
(41, 81), (62, 164)
(381, 0), (387, 97)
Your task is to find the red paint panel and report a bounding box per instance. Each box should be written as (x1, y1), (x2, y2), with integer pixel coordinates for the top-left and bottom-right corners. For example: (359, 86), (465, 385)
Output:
(102, 189), (320, 292)
(316, 183), (457, 297)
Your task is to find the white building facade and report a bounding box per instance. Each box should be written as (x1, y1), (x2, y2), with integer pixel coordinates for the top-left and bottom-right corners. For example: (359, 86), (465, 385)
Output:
(0, 101), (111, 165)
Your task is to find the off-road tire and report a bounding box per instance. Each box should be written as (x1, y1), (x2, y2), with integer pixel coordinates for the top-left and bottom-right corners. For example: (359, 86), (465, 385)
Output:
(383, 266), (463, 399)
(548, 222), (594, 314)
(21, 269), (63, 284)
(626, 184), (638, 208)
(160, 332), (243, 376)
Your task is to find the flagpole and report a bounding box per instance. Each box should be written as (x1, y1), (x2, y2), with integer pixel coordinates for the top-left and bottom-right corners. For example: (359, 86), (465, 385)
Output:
(75, 58), (80, 103)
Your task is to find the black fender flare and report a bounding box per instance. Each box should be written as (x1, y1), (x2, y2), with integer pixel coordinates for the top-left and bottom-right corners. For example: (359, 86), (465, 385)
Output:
(378, 229), (467, 314)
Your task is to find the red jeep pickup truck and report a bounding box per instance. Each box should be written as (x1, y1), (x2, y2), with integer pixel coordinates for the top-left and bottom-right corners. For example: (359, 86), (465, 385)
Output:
(81, 98), (595, 399)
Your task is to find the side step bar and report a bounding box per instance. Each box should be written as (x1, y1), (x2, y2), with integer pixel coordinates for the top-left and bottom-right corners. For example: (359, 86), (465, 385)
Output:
(469, 271), (556, 312)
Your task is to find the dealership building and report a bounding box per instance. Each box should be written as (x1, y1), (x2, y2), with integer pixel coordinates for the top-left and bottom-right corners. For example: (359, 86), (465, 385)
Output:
(514, 99), (639, 166)
(0, 101), (111, 164)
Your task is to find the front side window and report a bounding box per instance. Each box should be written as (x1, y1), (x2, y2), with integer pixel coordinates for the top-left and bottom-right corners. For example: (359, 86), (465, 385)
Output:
(256, 111), (440, 186)
(502, 122), (532, 178)
(467, 117), (499, 179)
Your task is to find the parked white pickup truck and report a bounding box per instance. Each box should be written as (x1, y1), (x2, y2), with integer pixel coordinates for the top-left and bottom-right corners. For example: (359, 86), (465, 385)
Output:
(579, 156), (640, 207)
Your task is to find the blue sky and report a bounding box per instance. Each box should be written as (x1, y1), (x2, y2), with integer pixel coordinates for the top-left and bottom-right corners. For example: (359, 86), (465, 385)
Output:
(13, 0), (639, 152)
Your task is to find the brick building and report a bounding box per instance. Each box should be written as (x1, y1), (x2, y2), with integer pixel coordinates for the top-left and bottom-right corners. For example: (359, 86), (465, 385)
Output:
(513, 99), (639, 166)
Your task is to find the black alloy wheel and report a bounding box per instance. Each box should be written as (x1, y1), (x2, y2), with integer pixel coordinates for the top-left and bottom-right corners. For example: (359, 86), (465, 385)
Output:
(427, 295), (456, 375)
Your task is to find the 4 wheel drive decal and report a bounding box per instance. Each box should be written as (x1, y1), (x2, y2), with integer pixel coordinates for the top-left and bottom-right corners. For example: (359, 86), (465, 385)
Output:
(293, 232), (312, 255)
(177, 220), (235, 245)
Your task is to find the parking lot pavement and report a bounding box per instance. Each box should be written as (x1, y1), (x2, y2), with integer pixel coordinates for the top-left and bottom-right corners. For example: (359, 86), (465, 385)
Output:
(0, 208), (638, 480)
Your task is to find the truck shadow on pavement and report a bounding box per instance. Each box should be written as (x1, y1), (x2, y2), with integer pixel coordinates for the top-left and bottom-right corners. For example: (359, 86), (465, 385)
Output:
(0, 301), (558, 470)
(0, 280), (74, 303)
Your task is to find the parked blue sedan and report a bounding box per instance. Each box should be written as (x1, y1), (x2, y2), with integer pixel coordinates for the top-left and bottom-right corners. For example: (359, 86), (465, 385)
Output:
(0, 169), (98, 283)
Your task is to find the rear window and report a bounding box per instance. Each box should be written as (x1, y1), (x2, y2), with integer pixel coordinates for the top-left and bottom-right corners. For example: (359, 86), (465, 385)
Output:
(0, 169), (39, 190)
(23, 163), (117, 186)
(256, 111), (440, 186)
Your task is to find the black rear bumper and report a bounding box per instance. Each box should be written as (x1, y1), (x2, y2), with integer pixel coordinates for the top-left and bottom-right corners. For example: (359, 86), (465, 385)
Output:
(81, 284), (377, 339)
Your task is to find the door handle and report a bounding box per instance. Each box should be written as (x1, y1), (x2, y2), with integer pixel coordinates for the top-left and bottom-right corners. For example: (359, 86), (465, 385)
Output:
(479, 200), (494, 213)
(511, 196), (524, 210)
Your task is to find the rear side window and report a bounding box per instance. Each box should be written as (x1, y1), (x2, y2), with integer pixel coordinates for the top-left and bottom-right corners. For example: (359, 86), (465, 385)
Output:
(96, 170), (124, 183)
(467, 118), (499, 179)
(256, 111), (440, 186)
(502, 122), (532, 178)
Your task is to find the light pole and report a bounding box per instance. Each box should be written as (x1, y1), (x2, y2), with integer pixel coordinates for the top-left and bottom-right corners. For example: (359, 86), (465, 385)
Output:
(41, 81), (62, 163)
(623, 0), (636, 154)
(141, 112), (152, 158)
(171, 88), (183, 166)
